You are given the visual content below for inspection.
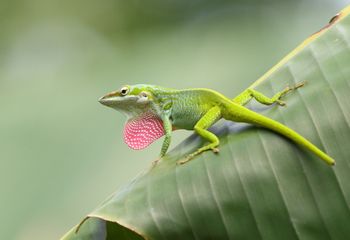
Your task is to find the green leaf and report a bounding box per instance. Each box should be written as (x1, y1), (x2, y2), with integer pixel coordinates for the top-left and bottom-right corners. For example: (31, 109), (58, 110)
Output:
(62, 6), (350, 240)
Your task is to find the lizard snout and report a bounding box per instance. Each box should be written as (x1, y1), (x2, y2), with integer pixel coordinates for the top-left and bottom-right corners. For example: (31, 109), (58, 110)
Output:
(99, 91), (119, 105)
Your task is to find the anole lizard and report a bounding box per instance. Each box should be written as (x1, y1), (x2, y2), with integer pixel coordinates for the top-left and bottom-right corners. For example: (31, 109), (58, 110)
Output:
(99, 83), (335, 166)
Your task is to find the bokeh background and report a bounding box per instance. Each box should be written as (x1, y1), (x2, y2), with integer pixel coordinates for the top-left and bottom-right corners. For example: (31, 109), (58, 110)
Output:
(1, 0), (349, 239)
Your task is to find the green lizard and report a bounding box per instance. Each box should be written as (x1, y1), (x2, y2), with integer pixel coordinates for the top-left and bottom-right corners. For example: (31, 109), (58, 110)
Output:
(99, 83), (335, 166)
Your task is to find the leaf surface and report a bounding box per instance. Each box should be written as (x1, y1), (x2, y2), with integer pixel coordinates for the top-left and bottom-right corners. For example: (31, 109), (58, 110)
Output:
(62, 6), (350, 240)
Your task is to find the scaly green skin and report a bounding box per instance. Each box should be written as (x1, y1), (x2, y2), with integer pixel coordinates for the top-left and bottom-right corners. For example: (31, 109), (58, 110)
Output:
(99, 83), (335, 166)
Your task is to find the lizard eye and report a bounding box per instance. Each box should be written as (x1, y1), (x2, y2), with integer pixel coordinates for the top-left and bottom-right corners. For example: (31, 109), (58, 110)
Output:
(120, 86), (129, 96)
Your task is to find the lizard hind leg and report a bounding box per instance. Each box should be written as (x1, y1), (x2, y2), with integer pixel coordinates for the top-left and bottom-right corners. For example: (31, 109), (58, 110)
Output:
(248, 81), (304, 106)
(233, 81), (305, 106)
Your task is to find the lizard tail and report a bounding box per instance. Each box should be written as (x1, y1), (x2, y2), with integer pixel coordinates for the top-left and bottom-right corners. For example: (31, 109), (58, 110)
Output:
(228, 105), (335, 166)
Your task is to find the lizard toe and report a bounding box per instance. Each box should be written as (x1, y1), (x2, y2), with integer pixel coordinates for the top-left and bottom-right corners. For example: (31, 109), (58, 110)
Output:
(212, 147), (220, 153)
(277, 100), (286, 106)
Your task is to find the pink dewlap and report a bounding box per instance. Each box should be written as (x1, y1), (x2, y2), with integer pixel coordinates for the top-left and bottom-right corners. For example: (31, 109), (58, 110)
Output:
(123, 113), (165, 150)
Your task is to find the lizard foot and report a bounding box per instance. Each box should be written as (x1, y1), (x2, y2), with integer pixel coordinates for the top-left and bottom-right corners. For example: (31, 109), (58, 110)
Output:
(293, 81), (306, 89)
(151, 158), (160, 168)
(177, 153), (196, 165)
(276, 100), (286, 106)
(177, 147), (219, 165)
(212, 147), (220, 153)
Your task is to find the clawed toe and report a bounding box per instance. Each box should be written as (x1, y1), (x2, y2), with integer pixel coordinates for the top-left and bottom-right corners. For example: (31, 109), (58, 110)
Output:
(151, 159), (160, 168)
(277, 100), (286, 106)
(177, 157), (191, 165)
(294, 81), (305, 89)
(212, 148), (219, 153)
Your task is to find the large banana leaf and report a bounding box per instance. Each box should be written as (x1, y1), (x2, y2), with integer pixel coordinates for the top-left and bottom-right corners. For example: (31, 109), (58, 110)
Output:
(62, 6), (350, 240)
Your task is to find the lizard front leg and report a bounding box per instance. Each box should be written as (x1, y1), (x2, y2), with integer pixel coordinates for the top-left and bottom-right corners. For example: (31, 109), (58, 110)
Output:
(160, 116), (172, 157)
(152, 116), (172, 166)
(178, 106), (221, 165)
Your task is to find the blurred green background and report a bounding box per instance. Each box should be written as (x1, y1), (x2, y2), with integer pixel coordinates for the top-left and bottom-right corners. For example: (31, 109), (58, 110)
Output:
(0, 0), (348, 239)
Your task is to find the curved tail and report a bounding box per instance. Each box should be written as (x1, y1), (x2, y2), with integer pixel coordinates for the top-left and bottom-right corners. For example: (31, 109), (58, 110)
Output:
(229, 105), (335, 166)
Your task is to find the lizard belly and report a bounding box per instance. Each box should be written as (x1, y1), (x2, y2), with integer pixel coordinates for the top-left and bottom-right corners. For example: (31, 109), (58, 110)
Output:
(171, 110), (204, 130)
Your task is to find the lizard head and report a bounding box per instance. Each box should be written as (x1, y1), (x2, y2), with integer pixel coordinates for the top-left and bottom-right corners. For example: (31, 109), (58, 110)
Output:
(98, 84), (159, 118)
(99, 84), (168, 150)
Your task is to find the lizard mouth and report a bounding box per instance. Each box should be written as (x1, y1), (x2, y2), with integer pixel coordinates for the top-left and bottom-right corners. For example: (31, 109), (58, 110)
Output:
(98, 94), (139, 108)
(99, 90), (121, 105)
(98, 95), (110, 104)
(98, 95), (115, 106)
